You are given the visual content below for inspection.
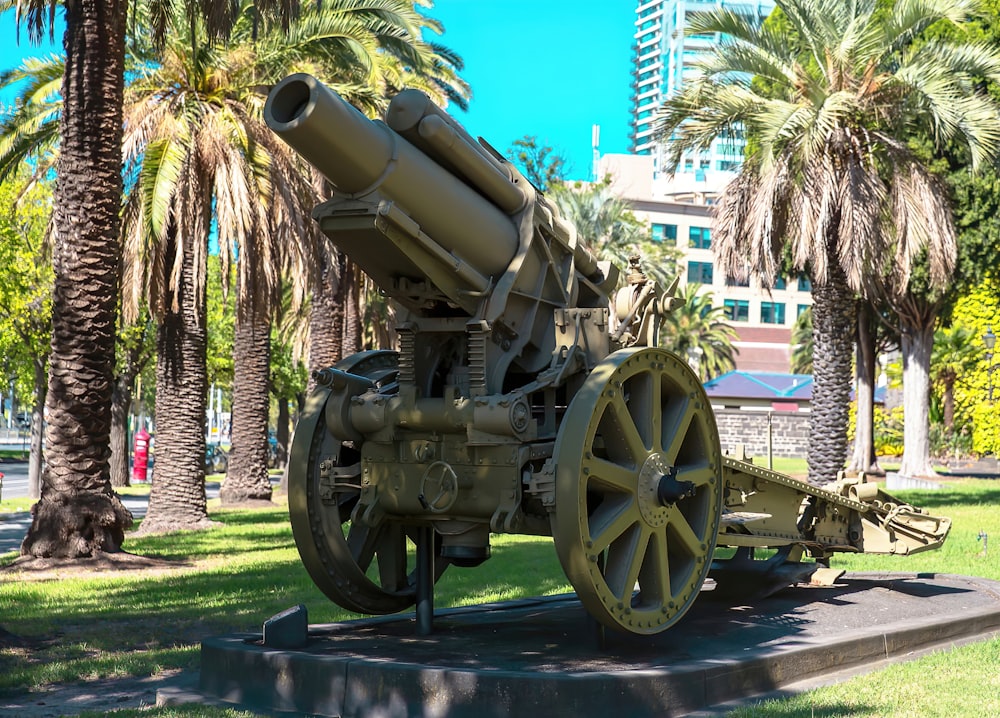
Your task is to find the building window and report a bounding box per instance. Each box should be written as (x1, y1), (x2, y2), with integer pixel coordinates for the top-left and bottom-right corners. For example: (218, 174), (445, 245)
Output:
(725, 274), (749, 287)
(797, 304), (811, 317)
(773, 276), (786, 290)
(724, 299), (749, 322)
(651, 223), (677, 245)
(689, 226), (711, 249)
(687, 261), (714, 285)
(761, 302), (786, 324)
(797, 274), (812, 291)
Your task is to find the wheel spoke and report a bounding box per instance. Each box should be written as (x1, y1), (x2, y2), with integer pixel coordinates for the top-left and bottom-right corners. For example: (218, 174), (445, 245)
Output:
(662, 396), (695, 465)
(584, 456), (638, 494)
(589, 495), (638, 553)
(606, 393), (649, 463)
(642, 527), (671, 602)
(347, 521), (383, 572)
(604, 526), (648, 601)
(665, 505), (703, 557)
(650, 369), (663, 451)
(675, 463), (715, 488)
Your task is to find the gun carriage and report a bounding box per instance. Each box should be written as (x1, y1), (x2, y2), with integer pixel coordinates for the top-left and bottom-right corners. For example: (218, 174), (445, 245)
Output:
(265, 74), (950, 636)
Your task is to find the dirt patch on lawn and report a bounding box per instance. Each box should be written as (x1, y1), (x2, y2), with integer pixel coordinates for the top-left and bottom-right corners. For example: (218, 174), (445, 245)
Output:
(0, 552), (192, 581)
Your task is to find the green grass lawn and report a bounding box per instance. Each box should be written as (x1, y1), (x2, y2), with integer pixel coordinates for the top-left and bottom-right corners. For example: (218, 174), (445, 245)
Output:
(0, 478), (998, 717)
(726, 479), (1000, 718)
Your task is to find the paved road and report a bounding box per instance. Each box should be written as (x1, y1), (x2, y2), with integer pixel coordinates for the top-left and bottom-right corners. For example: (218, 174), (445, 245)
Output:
(1, 460), (30, 500)
(0, 461), (225, 554)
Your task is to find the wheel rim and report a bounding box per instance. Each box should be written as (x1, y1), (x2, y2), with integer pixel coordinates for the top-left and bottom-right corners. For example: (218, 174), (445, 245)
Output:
(287, 351), (446, 614)
(552, 347), (722, 634)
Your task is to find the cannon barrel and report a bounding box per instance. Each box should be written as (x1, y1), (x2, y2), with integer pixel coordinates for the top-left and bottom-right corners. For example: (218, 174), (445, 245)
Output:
(265, 73), (520, 278)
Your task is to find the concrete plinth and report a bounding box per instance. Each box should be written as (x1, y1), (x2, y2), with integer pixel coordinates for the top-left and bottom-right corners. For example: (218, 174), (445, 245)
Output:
(181, 573), (1000, 717)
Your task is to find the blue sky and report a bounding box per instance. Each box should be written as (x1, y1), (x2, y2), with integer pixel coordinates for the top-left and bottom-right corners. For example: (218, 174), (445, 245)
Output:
(0, 2), (636, 180)
(431, 1), (636, 180)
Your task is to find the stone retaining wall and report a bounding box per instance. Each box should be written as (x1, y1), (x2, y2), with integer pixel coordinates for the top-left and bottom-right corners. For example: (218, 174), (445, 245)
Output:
(713, 408), (810, 459)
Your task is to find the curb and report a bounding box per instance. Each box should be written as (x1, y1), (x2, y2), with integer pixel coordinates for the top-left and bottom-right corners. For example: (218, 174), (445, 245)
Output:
(176, 573), (1000, 718)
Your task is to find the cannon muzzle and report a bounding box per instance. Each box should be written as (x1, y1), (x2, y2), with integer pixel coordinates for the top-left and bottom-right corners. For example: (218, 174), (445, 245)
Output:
(265, 73), (520, 278)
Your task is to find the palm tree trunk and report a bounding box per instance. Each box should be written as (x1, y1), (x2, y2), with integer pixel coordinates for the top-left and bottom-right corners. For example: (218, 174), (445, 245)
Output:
(942, 376), (955, 431)
(21, 0), (132, 557)
(849, 303), (881, 476)
(807, 260), (855, 485)
(27, 358), (46, 500)
(221, 309), (273, 504)
(342, 259), (362, 355)
(109, 372), (132, 488)
(276, 397), (290, 468)
(279, 391), (306, 495)
(307, 252), (345, 392)
(139, 229), (212, 533)
(898, 321), (938, 478)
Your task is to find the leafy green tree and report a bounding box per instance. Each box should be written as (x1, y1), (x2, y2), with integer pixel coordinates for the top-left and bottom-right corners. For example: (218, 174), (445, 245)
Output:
(505, 136), (568, 191)
(943, 280), (1000, 455)
(656, 0), (1000, 483)
(0, 175), (52, 498)
(660, 283), (738, 382)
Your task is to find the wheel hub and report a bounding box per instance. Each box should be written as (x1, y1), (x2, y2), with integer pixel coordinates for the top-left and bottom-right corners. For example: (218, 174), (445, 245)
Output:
(656, 466), (696, 506)
(637, 453), (689, 528)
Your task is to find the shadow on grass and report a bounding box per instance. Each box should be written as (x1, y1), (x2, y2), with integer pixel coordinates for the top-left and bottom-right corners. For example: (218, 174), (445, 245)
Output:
(1, 506), (572, 660)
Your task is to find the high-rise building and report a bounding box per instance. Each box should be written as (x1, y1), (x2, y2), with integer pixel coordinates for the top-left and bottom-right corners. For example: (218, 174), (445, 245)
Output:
(629, 0), (775, 181)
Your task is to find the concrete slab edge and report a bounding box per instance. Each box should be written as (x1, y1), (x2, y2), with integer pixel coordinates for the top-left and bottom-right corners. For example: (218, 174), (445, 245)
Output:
(188, 602), (1000, 716)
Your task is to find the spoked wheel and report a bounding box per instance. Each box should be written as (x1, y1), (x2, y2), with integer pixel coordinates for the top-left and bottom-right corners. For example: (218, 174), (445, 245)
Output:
(551, 348), (723, 634)
(287, 350), (447, 615)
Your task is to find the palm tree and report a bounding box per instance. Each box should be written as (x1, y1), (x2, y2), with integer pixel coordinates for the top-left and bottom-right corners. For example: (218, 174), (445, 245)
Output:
(123, 1), (469, 516)
(656, 0), (1000, 484)
(119, 9), (330, 525)
(7, 0), (307, 555)
(661, 283), (738, 382)
(550, 180), (678, 288)
(932, 325), (980, 432)
(10, 0), (133, 556)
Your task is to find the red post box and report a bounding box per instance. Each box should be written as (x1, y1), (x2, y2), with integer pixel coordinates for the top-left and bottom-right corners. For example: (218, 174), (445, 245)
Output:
(132, 426), (151, 483)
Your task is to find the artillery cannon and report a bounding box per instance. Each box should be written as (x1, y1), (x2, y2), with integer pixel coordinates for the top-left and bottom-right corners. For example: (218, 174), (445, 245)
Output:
(265, 74), (951, 636)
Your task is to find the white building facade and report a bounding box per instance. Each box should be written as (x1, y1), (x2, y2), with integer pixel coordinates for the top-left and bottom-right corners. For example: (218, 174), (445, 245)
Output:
(600, 154), (811, 373)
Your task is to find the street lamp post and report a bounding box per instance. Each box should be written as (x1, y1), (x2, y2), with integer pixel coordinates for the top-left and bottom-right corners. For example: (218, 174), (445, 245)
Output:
(985, 325), (997, 402)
